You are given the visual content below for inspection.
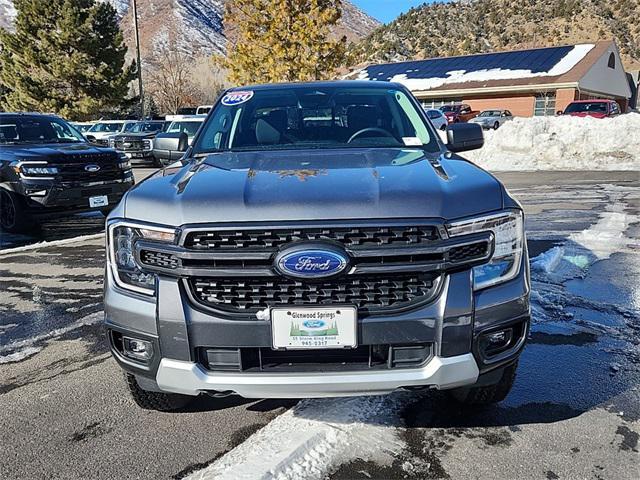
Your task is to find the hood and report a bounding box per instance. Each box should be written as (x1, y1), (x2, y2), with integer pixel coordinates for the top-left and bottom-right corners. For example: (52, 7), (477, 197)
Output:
(565, 112), (607, 119)
(1, 142), (117, 162)
(86, 131), (118, 139)
(471, 116), (495, 122)
(114, 132), (158, 140)
(123, 148), (504, 226)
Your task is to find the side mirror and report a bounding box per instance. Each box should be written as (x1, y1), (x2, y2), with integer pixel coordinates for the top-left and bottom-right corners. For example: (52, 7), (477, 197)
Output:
(556, 110), (563, 116)
(153, 132), (189, 164)
(446, 123), (484, 153)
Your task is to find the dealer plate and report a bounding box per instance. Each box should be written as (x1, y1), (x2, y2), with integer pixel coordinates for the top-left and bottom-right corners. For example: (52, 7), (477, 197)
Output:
(271, 307), (357, 350)
(89, 195), (108, 208)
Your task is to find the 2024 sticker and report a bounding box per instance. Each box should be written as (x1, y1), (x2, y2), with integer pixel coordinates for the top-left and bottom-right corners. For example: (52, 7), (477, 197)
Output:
(221, 91), (254, 106)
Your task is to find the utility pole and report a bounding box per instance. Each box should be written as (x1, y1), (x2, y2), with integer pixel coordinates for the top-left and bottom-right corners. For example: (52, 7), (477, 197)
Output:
(132, 0), (144, 119)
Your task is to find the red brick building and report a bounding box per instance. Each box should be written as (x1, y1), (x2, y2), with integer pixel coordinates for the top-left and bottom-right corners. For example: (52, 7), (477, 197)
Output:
(357, 41), (631, 116)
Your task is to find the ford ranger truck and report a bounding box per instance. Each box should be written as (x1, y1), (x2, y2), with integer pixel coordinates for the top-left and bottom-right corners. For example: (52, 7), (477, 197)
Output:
(105, 82), (530, 411)
(0, 113), (134, 232)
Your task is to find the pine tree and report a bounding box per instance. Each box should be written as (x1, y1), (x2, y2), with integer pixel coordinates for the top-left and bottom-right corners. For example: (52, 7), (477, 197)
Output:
(0, 0), (135, 119)
(222, 0), (347, 84)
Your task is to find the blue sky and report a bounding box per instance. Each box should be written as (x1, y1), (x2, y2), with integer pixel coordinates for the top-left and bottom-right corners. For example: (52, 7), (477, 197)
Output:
(352, 0), (431, 23)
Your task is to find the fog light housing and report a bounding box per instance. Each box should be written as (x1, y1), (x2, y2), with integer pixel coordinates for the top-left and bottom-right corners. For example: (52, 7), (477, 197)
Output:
(25, 188), (47, 196)
(481, 328), (513, 356)
(122, 337), (154, 362)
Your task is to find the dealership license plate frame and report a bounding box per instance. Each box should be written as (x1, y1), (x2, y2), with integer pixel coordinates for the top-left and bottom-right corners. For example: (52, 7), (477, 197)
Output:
(89, 195), (108, 208)
(271, 306), (357, 350)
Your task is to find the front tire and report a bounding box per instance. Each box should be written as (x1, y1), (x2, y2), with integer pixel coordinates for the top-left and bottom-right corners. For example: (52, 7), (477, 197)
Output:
(124, 373), (193, 412)
(448, 361), (518, 406)
(0, 189), (36, 233)
(493, 121), (500, 130)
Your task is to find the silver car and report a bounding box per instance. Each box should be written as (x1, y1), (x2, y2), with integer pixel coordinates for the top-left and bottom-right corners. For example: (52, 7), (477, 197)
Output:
(424, 108), (448, 130)
(470, 110), (513, 130)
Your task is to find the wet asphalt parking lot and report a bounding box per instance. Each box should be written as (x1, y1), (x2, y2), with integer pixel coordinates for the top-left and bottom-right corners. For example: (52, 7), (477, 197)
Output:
(0, 169), (639, 479)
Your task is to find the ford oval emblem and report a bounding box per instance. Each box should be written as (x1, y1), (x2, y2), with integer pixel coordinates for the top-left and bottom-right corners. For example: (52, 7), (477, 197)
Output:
(84, 164), (101, 172)
(302, 320), (326, 329)
(276, 247), (349, 279)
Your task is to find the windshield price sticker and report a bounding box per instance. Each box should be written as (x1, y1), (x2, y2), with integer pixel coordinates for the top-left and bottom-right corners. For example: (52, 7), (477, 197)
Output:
(221, 91), (254, 106)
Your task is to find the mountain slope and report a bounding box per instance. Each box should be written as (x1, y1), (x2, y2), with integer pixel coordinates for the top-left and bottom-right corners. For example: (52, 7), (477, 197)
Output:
(350, 0), (640, 69)
(0, 0), (379, 58)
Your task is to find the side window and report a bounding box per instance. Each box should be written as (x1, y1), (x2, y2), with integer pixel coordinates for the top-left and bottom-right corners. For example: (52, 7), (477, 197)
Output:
(505, 110), (512, 117)
(610, 102), (620, 115)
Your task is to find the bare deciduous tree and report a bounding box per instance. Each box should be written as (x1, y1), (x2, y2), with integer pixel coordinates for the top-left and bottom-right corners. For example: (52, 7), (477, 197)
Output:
(144, 40), (203, 115)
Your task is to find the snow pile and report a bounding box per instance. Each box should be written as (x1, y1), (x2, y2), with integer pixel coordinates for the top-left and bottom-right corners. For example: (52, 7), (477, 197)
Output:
(465, 113), (640, 170)
(186, 394), (412, 480)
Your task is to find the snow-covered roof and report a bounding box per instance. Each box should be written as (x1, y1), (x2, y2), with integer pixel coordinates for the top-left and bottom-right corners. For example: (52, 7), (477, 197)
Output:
(357, 44), (597, 91)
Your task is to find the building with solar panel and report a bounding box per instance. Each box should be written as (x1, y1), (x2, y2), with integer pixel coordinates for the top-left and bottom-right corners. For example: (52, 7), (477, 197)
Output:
(355, 40), (632, 116)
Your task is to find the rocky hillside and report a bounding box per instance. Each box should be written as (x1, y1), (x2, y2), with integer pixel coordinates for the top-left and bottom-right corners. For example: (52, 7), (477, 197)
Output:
(0, 0), (379, 57)
(350, 0), (640, 69)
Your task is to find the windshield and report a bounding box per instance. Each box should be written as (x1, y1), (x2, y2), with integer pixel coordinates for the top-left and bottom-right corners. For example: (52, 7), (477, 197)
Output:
(565, 102), (608, 113)
(167, 121), (202, 137)
(0, 116), (85, 144)
(478, 110), (501, 117)
(89, 122), (124, 133)
(192, 85), (438, 154)
(440, 105), (459, 113)
(130, 122), (163, 133)
(71, 123), (92, 132)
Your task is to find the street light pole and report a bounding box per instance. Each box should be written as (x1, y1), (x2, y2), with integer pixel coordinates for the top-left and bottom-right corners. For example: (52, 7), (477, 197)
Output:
(132, 0), (144, 119)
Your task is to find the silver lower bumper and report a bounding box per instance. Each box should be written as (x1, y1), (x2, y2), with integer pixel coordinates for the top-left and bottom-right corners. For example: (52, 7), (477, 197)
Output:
(155, 353), (480, 398)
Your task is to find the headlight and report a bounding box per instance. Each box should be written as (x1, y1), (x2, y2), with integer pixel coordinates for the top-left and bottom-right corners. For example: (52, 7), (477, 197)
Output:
(19, 166), (59, 175)
(117, 153), (131, 170)
(108, 138), (115, 148)
(447, 210), (524, 290)
(143, 139), (153, 151)
(107, 222), (177, 295)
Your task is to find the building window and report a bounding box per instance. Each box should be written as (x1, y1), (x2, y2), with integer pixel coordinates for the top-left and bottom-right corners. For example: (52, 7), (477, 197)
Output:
(608, 52), (616, 69)
(421, 98), (462, 109)
(534, 93), (556, 116)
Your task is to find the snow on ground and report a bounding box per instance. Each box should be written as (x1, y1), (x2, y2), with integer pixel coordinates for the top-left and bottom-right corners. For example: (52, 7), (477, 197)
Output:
(0, 312), (102, 363)
(0, 233), (103, 255)
(186, 394), (411, 480)
(464, 113), (640, 171)
(531, 185), (637, 281)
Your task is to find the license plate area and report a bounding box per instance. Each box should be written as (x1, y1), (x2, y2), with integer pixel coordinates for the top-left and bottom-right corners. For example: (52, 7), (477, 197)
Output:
(89, 195), (108, 208)
(271, 306), (357, 350)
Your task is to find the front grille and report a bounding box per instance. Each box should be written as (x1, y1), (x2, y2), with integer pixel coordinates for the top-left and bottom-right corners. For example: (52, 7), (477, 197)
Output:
(137, 222), (492, 318)
(115, 138), (146, 152)
(188, 273), (439, 315)
(448, 241), (490, 262)
(184, 225), (440, 250)
(140, 250), (179, 269)
(198, 344), (433, 372)
(52, 154), (123, 182)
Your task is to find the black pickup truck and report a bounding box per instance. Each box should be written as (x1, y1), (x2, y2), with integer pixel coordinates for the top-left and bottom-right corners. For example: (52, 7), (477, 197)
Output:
(0, 113), (134, 232)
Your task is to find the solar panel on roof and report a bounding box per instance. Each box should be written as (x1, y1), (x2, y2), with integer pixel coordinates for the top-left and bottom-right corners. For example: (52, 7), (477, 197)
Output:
(360, 45), (578, 84)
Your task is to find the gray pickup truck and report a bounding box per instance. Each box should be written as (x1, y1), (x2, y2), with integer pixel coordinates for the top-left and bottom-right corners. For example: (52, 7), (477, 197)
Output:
(105, 81), (530, 411)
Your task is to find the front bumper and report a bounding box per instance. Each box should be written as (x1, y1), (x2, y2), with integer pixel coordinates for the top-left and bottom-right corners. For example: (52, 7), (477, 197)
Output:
(105, 249), (530, 398)
(16, 178), (133, 214)
(155, 354), (479, 398)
